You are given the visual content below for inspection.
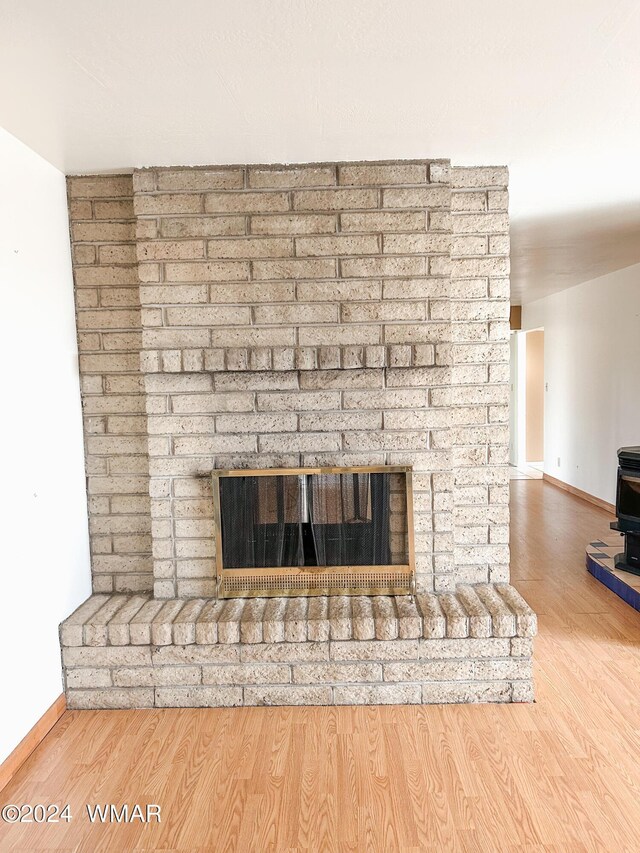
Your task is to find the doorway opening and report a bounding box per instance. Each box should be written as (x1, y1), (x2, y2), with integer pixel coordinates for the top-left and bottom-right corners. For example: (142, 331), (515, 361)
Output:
(510, 328), (544, 480)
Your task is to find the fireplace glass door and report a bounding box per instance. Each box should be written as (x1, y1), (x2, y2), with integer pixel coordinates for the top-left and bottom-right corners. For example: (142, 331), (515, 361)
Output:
(212, 466), (414, 597)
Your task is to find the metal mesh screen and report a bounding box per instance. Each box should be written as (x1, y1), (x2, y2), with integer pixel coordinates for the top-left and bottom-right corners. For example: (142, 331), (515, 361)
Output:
(220, 569), (412, 597)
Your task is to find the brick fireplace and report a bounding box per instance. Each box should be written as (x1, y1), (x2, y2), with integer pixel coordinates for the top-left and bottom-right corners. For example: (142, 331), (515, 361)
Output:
(60, 159), (536, 708)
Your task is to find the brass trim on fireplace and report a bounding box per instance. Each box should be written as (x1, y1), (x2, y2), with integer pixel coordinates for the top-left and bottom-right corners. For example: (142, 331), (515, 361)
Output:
(211, 465), (416, 598)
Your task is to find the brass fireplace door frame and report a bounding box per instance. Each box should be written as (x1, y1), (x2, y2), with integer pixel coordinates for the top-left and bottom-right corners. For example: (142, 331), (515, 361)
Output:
(211, 465), (416, 598)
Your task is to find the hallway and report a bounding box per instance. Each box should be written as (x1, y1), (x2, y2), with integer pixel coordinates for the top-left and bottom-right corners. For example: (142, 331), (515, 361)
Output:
(1, 480), (639, 852)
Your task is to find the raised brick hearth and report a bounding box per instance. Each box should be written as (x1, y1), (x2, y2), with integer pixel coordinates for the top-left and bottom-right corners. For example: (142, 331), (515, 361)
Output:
(60, 585), (535, 708)
(61, 158), (536, 707)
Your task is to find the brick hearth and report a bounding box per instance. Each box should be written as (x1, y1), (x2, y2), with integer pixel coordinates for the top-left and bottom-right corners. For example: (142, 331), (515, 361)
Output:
(60, 585), (536, 708)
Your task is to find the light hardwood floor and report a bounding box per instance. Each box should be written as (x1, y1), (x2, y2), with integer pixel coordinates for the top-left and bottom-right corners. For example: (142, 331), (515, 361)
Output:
(2, 480), (639, 852)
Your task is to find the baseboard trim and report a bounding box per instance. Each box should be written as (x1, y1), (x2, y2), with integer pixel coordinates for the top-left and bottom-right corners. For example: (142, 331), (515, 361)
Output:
(543, 473), (615, 515)
(0, 694), (66, 793)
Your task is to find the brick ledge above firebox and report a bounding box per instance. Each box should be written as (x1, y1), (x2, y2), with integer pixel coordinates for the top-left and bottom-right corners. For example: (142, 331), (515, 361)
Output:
(60, 585), (536, 709)
(141, 343), (439, 374)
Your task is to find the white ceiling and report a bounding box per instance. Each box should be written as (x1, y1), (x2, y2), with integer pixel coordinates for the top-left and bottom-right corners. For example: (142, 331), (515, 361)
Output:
(1, 0), (639, 304)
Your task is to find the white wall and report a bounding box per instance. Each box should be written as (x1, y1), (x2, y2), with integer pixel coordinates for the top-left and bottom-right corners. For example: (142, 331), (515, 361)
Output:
(522, 263), (640, 504)
(508, 333), (519, 465)
(0, 127), (90, 764)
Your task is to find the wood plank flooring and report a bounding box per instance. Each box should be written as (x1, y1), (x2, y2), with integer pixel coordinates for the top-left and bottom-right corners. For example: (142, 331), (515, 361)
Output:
(2, 480), (639, 852)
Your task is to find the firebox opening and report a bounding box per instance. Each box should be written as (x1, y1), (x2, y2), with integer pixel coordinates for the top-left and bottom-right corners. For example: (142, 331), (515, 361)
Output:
(212, 466), (415, 598)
